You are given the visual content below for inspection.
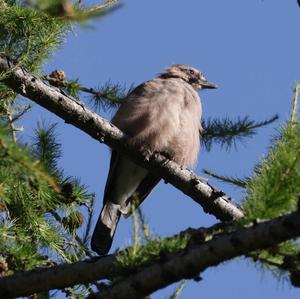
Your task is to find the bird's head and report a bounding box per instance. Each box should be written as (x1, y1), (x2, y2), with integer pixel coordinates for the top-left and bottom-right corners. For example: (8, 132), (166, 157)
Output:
(160, 64), (217, 90)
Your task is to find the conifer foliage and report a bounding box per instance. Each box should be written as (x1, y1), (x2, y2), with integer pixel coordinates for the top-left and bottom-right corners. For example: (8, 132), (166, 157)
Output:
(0, 1), (95, 297)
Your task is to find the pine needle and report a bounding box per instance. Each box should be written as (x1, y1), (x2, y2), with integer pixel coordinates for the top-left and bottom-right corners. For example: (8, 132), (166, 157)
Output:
(201, 115), (278, 151)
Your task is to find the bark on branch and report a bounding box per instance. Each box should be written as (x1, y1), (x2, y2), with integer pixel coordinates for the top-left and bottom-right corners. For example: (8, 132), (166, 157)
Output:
(0, 55), (244, 221)
(0, 211), (299, 298)
(90, 211), (300, 299)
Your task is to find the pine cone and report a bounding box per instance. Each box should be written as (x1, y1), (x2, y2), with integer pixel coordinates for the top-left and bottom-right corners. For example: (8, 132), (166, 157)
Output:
(0, 202), (7, 212)
(61, 182), (76, 204)
(0, 0), (7, 9)
(49, 70), (66, 81)
(0, 256), (8, 277)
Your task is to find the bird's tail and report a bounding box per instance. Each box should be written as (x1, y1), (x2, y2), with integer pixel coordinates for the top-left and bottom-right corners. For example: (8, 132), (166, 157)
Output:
(91, 202), (121, 255)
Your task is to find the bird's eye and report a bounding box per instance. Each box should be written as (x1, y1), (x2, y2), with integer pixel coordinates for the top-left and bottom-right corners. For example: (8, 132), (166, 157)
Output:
(189, 69), (195, 75)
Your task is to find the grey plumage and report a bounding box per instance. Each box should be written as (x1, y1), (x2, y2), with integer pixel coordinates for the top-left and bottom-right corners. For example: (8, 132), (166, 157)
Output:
(91, 64), (216, 255)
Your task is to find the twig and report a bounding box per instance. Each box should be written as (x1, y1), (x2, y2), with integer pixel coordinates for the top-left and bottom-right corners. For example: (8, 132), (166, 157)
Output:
(137, 207), (151, 241)
(169, 280), (186, 299)
(203, 168), (248, 188)
(6, 111), (17, 142)
(291, 82), (299, 123)
(10, 105), (31, 123)
(82, 200), (96, 244)
(131, 199), (140, 256)
(84, 0), (118, 14)
(42, 75), (122, 104)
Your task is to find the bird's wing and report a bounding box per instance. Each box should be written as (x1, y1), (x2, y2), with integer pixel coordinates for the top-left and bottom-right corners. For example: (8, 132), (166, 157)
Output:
(102, 150), (119, 205)
(123, 174), (161, 218)
(103, 150), (160, 212)
(112, 81), (159, 137)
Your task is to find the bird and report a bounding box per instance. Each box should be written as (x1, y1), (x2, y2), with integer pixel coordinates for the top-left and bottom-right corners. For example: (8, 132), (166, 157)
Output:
(91, 64), (216, 255)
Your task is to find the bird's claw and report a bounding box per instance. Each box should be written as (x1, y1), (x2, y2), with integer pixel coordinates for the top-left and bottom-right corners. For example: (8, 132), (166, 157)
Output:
(140, 147), (153, 162)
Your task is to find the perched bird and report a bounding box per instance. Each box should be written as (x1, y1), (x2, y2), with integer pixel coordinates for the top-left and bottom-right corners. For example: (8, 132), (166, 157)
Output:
(91, 64), (216, 255)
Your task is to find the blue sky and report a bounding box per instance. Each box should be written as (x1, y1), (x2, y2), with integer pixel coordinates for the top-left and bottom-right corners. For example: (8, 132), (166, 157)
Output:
(21, 0), (300, 298)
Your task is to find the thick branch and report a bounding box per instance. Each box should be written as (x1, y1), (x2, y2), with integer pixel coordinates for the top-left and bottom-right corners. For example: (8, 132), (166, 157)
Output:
(0, 211), (299, 298)
(0, 255), (118, 298)
(0, 55), (243, 221)
(91, 211), (300, 299)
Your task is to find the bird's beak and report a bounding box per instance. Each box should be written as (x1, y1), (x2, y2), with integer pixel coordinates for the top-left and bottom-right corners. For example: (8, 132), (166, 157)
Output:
(199, 80), (217, 89)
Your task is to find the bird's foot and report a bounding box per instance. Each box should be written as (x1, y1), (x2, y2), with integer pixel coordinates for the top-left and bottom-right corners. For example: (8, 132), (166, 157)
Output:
(140, 146), (153, 162)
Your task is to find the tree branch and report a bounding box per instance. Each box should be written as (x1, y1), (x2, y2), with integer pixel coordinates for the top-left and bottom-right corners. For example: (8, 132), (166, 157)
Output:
(89, 211), (300, 299)
(42, 74), (125, 107)
(0, 211), (299, 298)
(0, 54), (244, 221)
